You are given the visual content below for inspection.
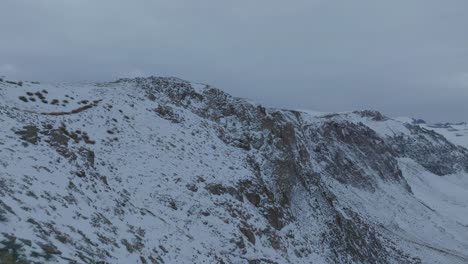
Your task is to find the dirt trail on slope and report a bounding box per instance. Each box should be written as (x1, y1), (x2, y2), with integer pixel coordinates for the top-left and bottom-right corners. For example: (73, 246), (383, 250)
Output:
(41, 100), (102, 116)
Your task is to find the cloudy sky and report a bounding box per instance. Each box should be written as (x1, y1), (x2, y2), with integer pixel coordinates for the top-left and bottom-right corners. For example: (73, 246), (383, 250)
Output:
(1, 0), (467, 122)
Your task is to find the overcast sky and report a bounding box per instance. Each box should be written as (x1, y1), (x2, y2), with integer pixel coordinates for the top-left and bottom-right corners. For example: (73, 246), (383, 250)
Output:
(1, 0), (467, 122)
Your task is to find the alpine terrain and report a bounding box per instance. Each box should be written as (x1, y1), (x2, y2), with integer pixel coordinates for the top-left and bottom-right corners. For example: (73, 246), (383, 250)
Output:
(0, 76), (467, 264)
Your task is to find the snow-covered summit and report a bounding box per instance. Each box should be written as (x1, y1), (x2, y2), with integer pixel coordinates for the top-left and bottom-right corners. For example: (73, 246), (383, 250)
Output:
(1, 76), (467, 263)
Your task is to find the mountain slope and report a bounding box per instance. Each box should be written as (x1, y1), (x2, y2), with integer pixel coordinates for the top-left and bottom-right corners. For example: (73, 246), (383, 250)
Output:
(1, 77), (467, 263)
(422, 122), (468, 149)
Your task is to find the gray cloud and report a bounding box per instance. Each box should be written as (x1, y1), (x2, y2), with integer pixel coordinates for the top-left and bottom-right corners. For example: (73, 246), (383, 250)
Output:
(1, 0), (467, 122)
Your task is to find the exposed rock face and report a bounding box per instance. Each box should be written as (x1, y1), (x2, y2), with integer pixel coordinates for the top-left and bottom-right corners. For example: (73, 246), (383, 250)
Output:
(1, 77), (468, 263)
(389, 124), (468, 175)
(307, 120), (406, 191)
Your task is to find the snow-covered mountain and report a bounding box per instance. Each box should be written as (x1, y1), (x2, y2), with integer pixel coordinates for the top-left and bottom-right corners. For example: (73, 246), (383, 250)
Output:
(1, 77), (467, 264)
(423, 123), (468, 149)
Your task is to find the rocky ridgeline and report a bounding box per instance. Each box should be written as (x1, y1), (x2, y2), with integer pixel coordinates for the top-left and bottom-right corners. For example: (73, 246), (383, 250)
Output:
(0, 77), (467, 263)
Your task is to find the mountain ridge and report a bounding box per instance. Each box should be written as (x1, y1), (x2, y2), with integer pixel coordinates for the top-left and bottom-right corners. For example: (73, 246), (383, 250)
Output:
(1, 76), (467, 263)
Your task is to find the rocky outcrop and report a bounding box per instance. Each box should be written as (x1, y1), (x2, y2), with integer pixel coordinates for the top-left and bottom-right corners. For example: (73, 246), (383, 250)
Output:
(390, 124), (468, 175)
